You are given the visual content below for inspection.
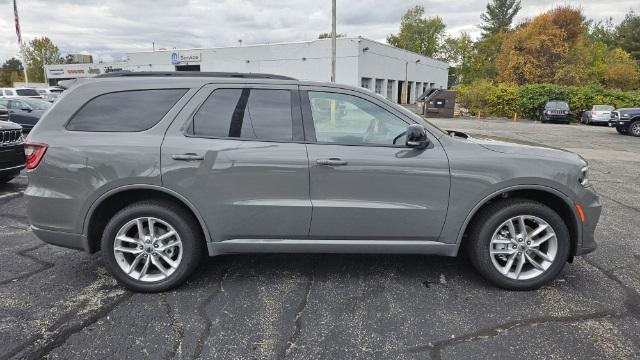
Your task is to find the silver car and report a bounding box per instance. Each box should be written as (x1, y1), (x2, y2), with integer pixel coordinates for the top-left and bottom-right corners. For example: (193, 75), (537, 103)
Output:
(582, 105), (614, 125)
(24, 72), (601, 292)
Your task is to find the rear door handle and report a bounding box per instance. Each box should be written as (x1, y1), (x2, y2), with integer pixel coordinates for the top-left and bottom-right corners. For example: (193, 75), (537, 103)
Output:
(172, 153), (204, 161)
(316, 158), (348, 166)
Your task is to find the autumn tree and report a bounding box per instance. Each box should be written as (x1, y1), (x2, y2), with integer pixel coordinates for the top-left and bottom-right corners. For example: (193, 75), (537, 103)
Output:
(387, 5), (447, 58)
(22, 37), (63, 83)
(603, 48), (640, 90)
(496, 6), (591, 85)
(479, 0), (521, 36)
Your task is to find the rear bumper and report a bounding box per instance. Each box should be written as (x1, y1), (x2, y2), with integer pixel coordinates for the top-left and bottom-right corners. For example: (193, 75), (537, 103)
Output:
(31, 225), (89, 252)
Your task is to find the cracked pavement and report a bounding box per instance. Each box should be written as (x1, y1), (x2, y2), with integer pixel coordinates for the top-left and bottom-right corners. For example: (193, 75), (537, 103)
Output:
(0, 118), (639, 359)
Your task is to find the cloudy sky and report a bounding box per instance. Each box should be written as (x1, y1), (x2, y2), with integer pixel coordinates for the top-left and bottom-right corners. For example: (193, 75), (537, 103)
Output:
(0, 0), (637, 63)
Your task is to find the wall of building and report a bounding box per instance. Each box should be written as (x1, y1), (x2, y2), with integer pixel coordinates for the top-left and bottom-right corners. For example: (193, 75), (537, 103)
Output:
(45, 37), (449, 103)
(357, 38), (449, 104)
(126, 38), (361, 85)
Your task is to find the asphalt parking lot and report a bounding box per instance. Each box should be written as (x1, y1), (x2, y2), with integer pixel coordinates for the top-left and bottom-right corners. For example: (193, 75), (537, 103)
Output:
(1, 118), (639, 359)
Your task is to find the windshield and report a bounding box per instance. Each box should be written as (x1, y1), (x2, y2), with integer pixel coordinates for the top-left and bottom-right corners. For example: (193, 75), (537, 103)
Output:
(593, 105), (613, 111)
(23, 98), (52, 110)
(545, 101), (569, 110)
(16, 88), (41, 96)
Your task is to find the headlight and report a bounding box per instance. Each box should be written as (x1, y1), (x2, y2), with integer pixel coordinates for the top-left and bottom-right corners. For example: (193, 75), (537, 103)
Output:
(578, 166), (589, 187)
(544, 110), (550, 115)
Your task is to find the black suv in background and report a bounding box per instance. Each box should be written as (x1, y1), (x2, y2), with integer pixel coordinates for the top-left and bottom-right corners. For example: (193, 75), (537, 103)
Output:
(0, 121), (25, 183)
(540, 101), (571, 124)
(610, 108), (640, 136)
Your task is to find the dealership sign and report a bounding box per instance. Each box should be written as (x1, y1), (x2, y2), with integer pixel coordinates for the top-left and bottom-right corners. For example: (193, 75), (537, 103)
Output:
(170, 51), (201, 64)
(45, 63), (128, 79)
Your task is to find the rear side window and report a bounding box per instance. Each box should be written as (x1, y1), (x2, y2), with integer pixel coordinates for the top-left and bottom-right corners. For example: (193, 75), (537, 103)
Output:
(192, 88), (293, 141)
(16, 89), (40, 96)
(66, 89), (187, 132)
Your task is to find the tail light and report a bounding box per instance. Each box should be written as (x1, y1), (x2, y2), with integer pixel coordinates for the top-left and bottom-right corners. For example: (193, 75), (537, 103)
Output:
(25, 143), (48, 169)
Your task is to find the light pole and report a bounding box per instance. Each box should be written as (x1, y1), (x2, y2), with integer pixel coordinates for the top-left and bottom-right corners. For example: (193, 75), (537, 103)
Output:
(330, 0), (336, 82)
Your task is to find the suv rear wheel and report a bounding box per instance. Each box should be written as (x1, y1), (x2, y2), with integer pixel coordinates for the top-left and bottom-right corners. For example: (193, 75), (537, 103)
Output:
(467, 199), (570, 290)
(101, 200), (204, 292)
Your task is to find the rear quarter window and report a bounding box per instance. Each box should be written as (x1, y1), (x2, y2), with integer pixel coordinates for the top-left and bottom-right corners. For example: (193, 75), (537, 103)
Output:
(66, 89), (188, 132)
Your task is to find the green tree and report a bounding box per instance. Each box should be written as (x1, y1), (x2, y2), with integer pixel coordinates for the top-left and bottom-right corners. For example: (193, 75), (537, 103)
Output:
(467, 32), (507, 82)
(586, 18), (617, 48)
(478, 0), (521, 36)
(616, 11), (640, 60)
(387, 5), (447, 58)
(443, 33), (475, 85)
(21, 37), (62, 83)
(1, 58), (24, 86)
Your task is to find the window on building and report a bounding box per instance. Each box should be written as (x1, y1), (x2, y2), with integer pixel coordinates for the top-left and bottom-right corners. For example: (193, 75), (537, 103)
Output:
(192, 88), (293, 141)
(386, 80), (394, 100)
(307, 91), (408, 146)
(66, 89), (187, 132)
(374, 79), (383, 95)
(360, 77), (371, 90)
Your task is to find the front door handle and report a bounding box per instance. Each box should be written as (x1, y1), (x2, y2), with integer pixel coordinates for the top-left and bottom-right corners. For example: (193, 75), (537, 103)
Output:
(172, 153), (204, 161)
(316, 158), (348, 166)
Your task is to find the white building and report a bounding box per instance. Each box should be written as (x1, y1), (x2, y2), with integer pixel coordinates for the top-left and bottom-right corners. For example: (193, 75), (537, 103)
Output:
(45, 37), (449, 104)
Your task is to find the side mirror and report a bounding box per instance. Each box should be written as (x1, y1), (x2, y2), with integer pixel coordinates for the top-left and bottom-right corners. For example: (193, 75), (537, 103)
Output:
(406, 124), (430, 149)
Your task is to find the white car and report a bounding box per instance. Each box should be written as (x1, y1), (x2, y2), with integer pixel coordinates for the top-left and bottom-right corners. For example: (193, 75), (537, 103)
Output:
(0, 87), (43, 99)
(36, 87), (64, 102)
(582, 105), (614, 125)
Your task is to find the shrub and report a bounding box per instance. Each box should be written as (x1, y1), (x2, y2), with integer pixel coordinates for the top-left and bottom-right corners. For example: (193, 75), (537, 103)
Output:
(454, 81), (640, 120)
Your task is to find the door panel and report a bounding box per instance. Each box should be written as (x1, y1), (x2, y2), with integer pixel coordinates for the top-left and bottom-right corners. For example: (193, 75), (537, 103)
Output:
(307, 144), (450, 240)
(302, 87), (450, 241)
(161, 84), (311, 241)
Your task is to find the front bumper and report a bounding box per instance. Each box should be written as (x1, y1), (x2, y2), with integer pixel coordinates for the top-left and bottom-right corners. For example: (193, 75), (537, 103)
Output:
(0, 144), (26, 177)
(543, 115), (570, 122)
(609, 119), (629, 130)
(576, 186), (601, 255)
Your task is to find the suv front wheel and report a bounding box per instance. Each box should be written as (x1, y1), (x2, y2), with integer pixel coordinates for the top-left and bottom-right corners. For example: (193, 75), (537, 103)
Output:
(101, 200), (204, 292)
(467, 199), (570, 290)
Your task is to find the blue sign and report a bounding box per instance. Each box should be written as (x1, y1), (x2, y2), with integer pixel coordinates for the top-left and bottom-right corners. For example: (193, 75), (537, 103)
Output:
(171, 52), (179, 65)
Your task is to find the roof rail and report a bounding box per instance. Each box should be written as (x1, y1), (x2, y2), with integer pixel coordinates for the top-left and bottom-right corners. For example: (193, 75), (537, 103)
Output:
(95, 71), (297, 80)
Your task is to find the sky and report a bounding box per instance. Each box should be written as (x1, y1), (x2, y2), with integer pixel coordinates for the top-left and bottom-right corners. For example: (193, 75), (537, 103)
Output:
(0, 0), (637, 63)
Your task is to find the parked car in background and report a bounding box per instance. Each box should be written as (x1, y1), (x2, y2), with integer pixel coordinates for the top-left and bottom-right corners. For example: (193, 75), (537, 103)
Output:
(0, 87), (43, 99)
(581, 105), (614, 125)
(0, 98), (52, 132)
(37, 87), (64, 102)
(0, 121), (25, 184)
(0, 105), (8, 121)
(25, 72), (600, 292)
(610, 108), (640, 136)
(540, 100), (571, 124)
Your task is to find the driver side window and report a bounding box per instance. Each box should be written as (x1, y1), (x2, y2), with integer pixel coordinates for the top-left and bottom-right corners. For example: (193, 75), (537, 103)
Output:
(308, 91), (408, 146)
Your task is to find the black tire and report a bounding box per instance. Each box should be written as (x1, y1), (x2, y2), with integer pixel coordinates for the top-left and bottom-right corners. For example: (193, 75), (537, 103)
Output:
(629, 120), (640, 137)
(616, 127), (627, 135)
(466, 199), (570, 290)
(101, 200), (204, 292)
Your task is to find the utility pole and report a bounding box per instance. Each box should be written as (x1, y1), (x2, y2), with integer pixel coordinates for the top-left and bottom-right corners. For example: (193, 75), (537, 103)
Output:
(330, 0), (336, 82)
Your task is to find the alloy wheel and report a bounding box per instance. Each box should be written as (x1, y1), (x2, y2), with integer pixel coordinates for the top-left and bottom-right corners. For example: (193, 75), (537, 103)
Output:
(489, 215), (558, 280)
(631, 122), (640, 136)
(113, 217), (183, 282)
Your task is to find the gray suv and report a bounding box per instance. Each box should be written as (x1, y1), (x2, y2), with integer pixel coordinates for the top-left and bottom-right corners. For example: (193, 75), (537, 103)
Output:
(25, 72), (601, 292)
